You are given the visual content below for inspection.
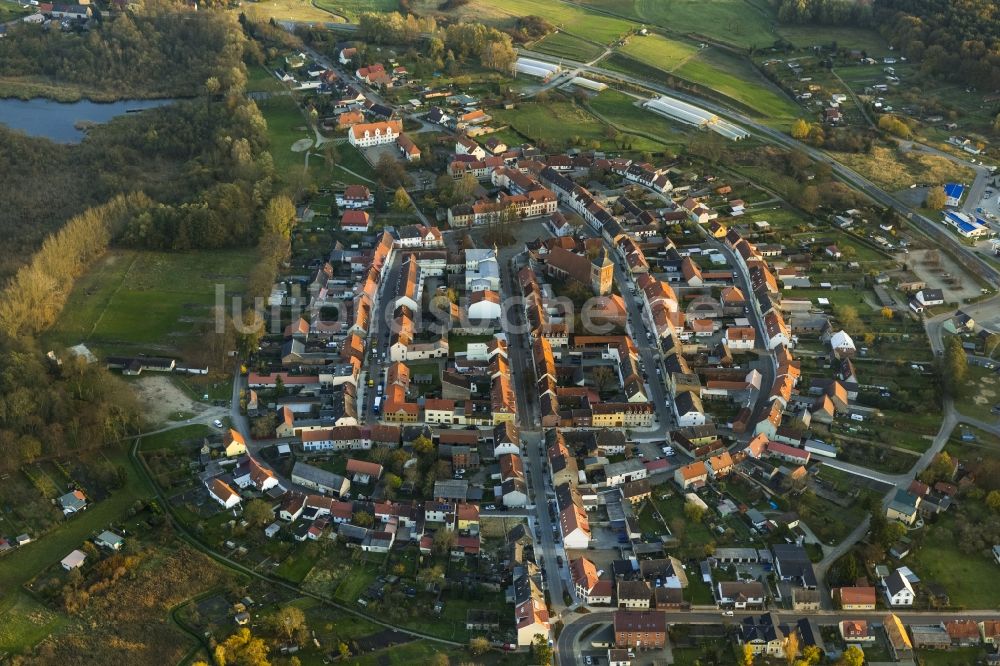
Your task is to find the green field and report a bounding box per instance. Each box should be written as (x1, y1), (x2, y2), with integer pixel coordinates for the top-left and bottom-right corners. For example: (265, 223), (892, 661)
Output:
(619, 33), (700, 72)
(0, 593), (67, 653)
(138, 425), (215, 452)
(911, 506), (1000, 608)
(0, 452), (151, 602)
(312, 0), (397, 21)
(258, 94), (314, 176)
(244, 0), (347, 23)
(674, 49), (800, 121)
(531, 31), (604, 62)
(46, 248), (256, 355)
(776, 25), (887, 52)
(246, 65), (287, 93)
(576, 0), (776, 49)
(462, 0), (636, 45)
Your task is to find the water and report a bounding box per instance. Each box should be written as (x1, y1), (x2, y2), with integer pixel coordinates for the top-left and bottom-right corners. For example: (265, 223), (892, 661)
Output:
(0, 97), (175, 143)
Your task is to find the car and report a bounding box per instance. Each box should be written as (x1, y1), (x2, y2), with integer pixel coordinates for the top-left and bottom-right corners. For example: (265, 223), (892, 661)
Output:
(212, 419), (223, 428)
(556, 556), (563, 567)
(723, 610), (734, 617)
(484, 505), (496, 511)
(585, 658), (592, 665)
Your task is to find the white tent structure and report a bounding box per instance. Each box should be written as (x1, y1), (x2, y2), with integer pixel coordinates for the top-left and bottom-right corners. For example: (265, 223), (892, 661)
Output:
(643, 95), (750, 140)
(516, 57), (561, 79)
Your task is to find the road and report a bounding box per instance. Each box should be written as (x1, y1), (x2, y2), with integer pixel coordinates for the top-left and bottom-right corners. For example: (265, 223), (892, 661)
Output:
(498, 250), (572, 615)
(517, 48), (1000, 290)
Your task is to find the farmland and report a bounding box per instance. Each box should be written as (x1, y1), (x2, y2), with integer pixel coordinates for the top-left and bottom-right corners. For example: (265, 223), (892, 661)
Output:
(531, 31), (605, 62)
(831, 146), (978, 193)
(313, 0), (398, 21)
(243, 0), (346, 23)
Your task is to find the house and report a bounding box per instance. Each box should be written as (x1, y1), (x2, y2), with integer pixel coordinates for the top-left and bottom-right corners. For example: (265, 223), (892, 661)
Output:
(51, 4), (91, 19)
(910, 624), (951, 649)
(233, 456), (280, 492)
(829, 330), (855, 359)
(337, 184), (374, 209)
(617, 580), (652, 609)
(771, 544), (816, 588)
(915, 288), (944, 307)
(613, 610), (667, 650)
(397, 133), (421, 162)
(884, 613), (914, 661)
(716, 581), (766, 609)
(674, 461), (708, 490)
(223, 429), (247, 457)
(341, 210), (370, 233)
(979, 619), (1000, 645)
(348, 120), (403, 147)
(61, 549), (87, 571)
(886, 489), (921, 525)
(345, 459), (383, 484)
(206, 478), (241, 509)
(339, 47), (357, 64)
(291, 462), (351, 497)
(59, 490), (88, 515)
(883, 568), (915, 606)
(840, 620), (876, 643)
(706, 451), (734, 479)
(834, 586), (876, 610)
(739, 613), (785, 657)
(945, 620), (981, 647)
(95, 530), (124, 551)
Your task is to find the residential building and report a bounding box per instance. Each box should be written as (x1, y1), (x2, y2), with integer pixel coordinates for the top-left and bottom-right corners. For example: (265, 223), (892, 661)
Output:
(883, 569), (915, 607)
(614, 611), (667, 650)
(348, 120), (403, 147)
(716, 581), (766, 609)
(834, 586), (876, 610)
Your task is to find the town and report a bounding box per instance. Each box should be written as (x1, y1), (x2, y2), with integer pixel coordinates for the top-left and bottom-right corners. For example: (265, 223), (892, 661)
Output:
(1, 0), (1000, 665)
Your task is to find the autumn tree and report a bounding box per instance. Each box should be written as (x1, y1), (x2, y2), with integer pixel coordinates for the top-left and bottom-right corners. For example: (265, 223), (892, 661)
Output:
(925, 185), (947, 211)
(469, 636), (491, 655)
(270, 605), (308, 645)
(242, 499), (274, 527)
(433, 528), (457, 555)
(353, 511), (375, 527)
(590, 366), (616, 393)
(790, 118), (810, 140)
(783, 630), (799, 665)
(986, 490), (1000, 512)
(413, 435), (435, 455)
(532, 634), (554, 665)
(393, 187), (412, 213)
(214, 628), (270, 666)
(881, 306), (894, 320)
(739, 643), (755, 666)
(417, 564), (446, 587)
(684, 502), (706, 522)
(838, 645), (864, 666)
(939, 336), (968, 396)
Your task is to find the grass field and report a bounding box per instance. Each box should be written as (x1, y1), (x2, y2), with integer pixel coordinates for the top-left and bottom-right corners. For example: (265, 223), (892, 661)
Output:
(46, 248), (256, 356)
(531, 31), (604, 62)
(0, 452), (151, 602)
(776, 25), (887, 52)
(674, 49), (800, 122)
(258, 94), (313, 176)
(619, 34), (700, 72)
(588, 90), (690, 150)
(244, 0), (346, 23)
(459, 0), (636, 45)
(138, 425), (214, 452)
(246, 65), (287, 93)
(0, 592), (67, 654)
(955, 365), (1000, 423)
(911, 505), (1000, 608)
(312, 0), (397, 21)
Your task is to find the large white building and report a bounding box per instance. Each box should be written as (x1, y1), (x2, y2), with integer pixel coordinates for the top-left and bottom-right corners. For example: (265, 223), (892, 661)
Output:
(348, 120), (403, 147)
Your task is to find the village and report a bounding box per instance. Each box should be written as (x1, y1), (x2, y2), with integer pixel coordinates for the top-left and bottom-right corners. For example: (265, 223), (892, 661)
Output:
(6, 21), (1000, 666)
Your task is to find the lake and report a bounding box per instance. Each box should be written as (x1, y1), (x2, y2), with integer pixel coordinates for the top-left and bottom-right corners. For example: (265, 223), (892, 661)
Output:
(0, 97), (175, 143)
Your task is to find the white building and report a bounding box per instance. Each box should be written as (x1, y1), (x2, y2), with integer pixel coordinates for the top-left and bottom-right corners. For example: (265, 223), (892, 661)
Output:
(348, 120), (403, 148)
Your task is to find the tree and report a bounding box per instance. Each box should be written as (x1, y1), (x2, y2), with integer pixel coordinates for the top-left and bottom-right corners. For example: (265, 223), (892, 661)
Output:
(801, 645), (822, 665)
(532, 634), (553, 665)
(413, 435), (435, 455)
(375, 154), (409, 188)
(790, 118), (810, 140)
(417, 564), (446, 587)
(591, 366), (616, 393)
(796, 185), (820, 213)
(684, 502), (706, 522)
(783, 630), (799, 665)
(838, 645), (864, 666)
(469, 636), (490, 655)
(270, 605), (308, 645)
(739, 643), (755, 666)
(940, 336), (968, 397)
(215, 628), (270, 666)
(338, 642), (351, 659)
(432, 528), (457, 555)
(353, 510), (374, 527)
(243, 499), (274, 527)
(393, 187), (412, 213)
(881, 306), (894, 320)
(986, 490), (1000, 512)
(925, 185), (947, 210)
(262, 195), (297, 240)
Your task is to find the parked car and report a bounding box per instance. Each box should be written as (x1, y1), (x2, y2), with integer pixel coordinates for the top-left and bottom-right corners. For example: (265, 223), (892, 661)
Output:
(212, 419), (223, 428)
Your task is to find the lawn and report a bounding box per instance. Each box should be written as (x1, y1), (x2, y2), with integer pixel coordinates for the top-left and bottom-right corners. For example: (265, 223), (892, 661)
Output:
(243, 0), (346, 23)
(531, 31), (604, 62)
(626, 0), (775, 49)
(138, 425), (215, 452)
(46, 248), (256, 356)
(447, 334), (494, 354)
(275, 549), (321, 583)
(0, 451), (152, 602)
(910, 506), (1000, 609)
(258, 93), (313, 177)
(481, 0), (636, 45)
(0, 592), (67, 653)
(916, 647), (986, 666)
(246, 65), (287, 93)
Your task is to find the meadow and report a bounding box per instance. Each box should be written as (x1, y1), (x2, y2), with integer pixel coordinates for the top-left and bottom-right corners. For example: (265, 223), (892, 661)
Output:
(46, 249), (257, 356)
(313, 0), (398, 21)
(243, 0), (347, 23)
(531, 31), (605, 62)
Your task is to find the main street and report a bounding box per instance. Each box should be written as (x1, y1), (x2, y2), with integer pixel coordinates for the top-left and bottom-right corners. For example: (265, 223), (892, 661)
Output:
(498, 247), (572, 616)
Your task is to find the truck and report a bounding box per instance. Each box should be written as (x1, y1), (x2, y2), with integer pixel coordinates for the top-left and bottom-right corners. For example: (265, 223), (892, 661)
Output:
(373, 397), (382, 414)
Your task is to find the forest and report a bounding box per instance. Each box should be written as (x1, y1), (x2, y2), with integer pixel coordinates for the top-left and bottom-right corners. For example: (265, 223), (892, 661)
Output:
(875, 0), (1000, 90)
(0, 0), (248, 98)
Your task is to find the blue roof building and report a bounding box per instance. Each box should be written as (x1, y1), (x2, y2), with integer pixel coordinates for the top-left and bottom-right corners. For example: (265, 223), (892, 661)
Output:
(944, 183), (965, 207)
